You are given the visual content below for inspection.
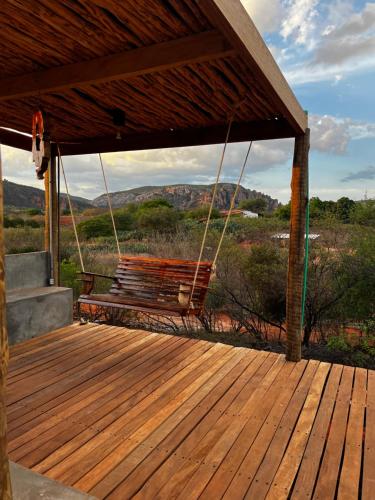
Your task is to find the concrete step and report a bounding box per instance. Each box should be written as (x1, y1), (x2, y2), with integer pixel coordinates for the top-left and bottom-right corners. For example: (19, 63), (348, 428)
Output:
(6, 286), (73, 345)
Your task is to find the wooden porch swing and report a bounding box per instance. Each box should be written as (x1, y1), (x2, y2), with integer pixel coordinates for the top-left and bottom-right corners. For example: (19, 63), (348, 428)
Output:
(57, 115), (253, 320)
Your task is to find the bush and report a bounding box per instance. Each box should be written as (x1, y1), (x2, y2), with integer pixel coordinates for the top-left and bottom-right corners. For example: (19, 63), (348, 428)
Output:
(185, 205), (220, 220)
(350, 200), (375, 226)
(136, 206), (181, 232)
(239, 198), (267, 213)
(27, 208), (43, 216)
(138, 198), (173, 210)
(24, 219), (41, 228)
(60, 259), (81, 299)
(78, 216), (113, 238)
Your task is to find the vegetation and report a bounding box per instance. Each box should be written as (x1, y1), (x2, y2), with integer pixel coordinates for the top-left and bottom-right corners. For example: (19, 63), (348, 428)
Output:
(239, 197), (267, 213)
(4, 195), (375, 368)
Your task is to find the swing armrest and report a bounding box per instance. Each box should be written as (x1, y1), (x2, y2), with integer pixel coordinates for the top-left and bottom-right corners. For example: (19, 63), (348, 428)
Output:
(78, 271), (117, 295)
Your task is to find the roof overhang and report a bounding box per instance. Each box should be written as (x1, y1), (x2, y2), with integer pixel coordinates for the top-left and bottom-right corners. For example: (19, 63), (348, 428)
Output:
(0, 0), (307, 156)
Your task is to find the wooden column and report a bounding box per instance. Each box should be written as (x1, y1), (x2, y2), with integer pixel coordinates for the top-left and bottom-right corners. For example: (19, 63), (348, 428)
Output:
(50, 155), (59, 285)
(0, 145), (12, 499)
(44, 168), (50, 253)
(44, 155), (59, 285)
(286, 129), (310, 362)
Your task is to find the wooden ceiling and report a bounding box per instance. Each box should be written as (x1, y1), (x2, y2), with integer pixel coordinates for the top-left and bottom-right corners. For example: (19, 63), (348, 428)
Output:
(0, 0), (307, 155)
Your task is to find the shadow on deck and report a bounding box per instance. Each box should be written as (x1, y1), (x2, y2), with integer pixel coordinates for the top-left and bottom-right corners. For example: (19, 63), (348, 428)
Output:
(6, 323), (374, 499)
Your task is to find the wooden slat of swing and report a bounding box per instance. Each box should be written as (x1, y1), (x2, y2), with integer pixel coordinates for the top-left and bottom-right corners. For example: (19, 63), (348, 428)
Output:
(78, 256), (212, 317)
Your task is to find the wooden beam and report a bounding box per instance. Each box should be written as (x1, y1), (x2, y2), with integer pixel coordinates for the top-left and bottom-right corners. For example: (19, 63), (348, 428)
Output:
(0, 31), (234, 101)
(200, 0), (307, 135)
(0, 145), (13, 499)
(58, 118), (295, 156)
(286, 129), (310, 362)
(0, 128), (31, 152)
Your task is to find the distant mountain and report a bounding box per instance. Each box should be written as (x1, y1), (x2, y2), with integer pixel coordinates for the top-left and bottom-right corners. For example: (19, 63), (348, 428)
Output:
(3, 179), (92, 211)
(93, 183), (279, 211)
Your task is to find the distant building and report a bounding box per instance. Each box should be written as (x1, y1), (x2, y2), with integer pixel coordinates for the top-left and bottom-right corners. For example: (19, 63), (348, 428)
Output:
(219, 209), (258, 219)
(272, 233), (320, 240)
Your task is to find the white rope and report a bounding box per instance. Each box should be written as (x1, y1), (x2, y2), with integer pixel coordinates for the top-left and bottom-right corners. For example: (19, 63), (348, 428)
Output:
(188, 116), (234, 308)
(212, 141), (253, 269)
(57, 145), (85, 272)
(99, 153), (121, 260)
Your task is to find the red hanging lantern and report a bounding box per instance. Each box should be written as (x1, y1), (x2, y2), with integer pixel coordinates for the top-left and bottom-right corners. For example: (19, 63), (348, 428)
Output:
(32, 110), (51, 179)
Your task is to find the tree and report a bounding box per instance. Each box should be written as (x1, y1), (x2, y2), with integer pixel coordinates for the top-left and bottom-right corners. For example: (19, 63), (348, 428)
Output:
(218, 242), (287, 338)
(350, 200), (375, 226)
(136, 206), (180, 232)
(239, 198), (267, 214)
(335, 197), (356, 223)
(185, 205), (220, 220)
(138, 198), (173, 210)
(78, 216), (112, 238)
(274, 202), (291, 220)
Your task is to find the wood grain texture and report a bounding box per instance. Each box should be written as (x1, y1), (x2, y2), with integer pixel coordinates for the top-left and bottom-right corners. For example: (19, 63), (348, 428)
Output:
(0, 144), (12, 499)
(286, 129), (310, 361)
(6, 323), (374, 499)
(0, 0), (305, 145)
(78, 255), (212, 318)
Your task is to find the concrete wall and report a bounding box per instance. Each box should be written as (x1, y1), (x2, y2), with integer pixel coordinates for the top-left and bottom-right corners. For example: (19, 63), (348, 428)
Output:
(5, 251), (73, 345)
(5, 251), (48, 290)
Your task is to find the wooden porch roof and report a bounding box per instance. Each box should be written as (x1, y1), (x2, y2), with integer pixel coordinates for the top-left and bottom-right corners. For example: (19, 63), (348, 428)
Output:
(7, 323), (374, 499)
(0, 0), (307, 156)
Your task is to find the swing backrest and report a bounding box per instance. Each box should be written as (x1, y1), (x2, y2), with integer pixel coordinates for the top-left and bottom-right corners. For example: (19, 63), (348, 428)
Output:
(110, 255), (212, 314)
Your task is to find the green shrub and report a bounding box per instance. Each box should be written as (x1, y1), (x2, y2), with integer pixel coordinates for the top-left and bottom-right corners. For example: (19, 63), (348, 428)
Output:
(27, 208), (43, 216)
(185, 205), (220, 220)
(60, 259), (81, 298)
(239, 198), (267, 213)
(24, 219), (41, 228)
(78, 216), (113, 238)
(327, 335), (351, 352)
(136, 206), (181, 232)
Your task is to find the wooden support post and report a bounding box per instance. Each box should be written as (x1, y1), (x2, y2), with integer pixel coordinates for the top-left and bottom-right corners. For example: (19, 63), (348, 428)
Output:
(50, 155), (59, 285)
(286, 129), (310, 362)
(44, 156), (59, 285)
(0, 145), (12, 499)
(44, 168), (50, 253)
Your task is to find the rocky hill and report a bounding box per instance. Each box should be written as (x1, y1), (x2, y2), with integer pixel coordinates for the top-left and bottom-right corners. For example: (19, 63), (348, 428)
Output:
(3, 179), (92, 211)
(93, 183), (279, 211)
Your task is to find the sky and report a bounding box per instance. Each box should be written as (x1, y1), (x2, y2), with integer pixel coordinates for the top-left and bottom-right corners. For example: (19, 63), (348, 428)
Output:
(1, 0), (375, 203)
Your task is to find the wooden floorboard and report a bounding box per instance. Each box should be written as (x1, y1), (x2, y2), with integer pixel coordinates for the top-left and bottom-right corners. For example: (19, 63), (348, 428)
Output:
(6, 323), (375, 499)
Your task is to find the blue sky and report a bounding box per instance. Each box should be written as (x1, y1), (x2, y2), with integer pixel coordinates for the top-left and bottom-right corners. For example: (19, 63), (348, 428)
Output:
(2, 0), (375, 203)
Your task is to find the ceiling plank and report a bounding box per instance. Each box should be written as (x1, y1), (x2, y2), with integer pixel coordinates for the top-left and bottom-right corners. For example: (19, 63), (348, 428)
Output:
(200, 0), (307, 135)
(0, 31), (234, 102)
(58, 118), (295, 156)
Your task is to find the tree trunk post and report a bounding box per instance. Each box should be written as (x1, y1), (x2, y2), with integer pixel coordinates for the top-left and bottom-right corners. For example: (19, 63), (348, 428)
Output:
(0, 145), (13, 499)
(286, 129), (310, 362)
(50, 154), (59, 285)
(44, 168), (50, 253)
(44, 155), (58, 285)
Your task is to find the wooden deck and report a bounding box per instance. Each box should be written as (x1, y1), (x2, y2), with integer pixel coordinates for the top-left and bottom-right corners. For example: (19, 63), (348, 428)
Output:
(6, 323), (374, 499)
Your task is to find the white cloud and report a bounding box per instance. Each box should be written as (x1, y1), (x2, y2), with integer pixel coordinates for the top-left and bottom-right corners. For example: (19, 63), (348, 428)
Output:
(240, 0), (283, 33)
(281, 0), (319, 47)
(1, 115), (374, 201)
(309, 114), (375, 155)
(283, 2), (375, 84)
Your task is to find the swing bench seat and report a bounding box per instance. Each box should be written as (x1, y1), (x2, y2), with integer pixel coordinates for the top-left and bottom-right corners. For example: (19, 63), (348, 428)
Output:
(77, 255), (212, 318)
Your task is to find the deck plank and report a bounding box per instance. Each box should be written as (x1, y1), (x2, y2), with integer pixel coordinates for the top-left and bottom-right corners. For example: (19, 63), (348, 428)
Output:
(291, 363), (343, 499)
(362, 369), (375, 500)
(337, 367), (367, 499)
(200, 360), (308, 499)
(312, 365), (355, 499)
(5, 323), (375, 500)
